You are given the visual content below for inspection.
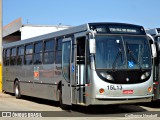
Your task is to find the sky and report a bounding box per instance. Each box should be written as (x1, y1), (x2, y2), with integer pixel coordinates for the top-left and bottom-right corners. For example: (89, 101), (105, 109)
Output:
(2, 0), (160, 29)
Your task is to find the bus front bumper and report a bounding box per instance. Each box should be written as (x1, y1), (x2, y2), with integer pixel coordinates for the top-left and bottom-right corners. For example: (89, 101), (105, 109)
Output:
(88, 94), (154, 105)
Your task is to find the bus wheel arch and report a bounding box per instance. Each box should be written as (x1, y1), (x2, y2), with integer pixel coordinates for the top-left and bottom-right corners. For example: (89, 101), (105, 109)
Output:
(14, 78), (19, 85)
(57, 81), (69, 109)
(56, 81), (62, 101)
(14, 79), (21, 99)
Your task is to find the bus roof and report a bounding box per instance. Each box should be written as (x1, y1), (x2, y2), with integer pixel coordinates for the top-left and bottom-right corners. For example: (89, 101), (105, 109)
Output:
(3, 23), (88, 48)
(88, 22), (144, 27)
(3, 22), (145, 48)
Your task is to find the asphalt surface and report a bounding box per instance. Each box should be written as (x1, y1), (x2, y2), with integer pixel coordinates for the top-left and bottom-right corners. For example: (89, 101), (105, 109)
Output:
(0, 92), (160, 120)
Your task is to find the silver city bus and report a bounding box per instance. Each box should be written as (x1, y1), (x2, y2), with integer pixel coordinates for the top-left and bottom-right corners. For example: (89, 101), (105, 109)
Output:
(3, 23), (155, 109)
(146, 28), (160, 101)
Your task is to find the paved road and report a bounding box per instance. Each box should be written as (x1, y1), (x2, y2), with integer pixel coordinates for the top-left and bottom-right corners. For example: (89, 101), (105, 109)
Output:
(0, 92), (160, 120)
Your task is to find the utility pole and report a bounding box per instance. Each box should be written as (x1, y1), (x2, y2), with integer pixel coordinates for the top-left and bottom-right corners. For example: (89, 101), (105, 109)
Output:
(0, 0), (2, 92)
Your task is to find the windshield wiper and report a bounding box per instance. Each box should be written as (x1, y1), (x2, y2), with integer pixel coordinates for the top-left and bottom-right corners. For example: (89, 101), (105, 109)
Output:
(126, 45), (142, 70)
(112, 48), (124, 71)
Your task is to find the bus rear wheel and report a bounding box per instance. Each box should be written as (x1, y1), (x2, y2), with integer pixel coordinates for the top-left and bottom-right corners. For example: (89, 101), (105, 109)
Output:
(14, 81), (21, 99)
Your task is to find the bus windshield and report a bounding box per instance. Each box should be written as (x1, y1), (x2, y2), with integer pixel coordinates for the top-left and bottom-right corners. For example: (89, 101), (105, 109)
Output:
(95, 35), (151, 70)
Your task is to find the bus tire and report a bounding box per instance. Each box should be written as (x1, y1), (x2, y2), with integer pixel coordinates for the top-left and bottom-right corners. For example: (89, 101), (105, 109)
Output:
(14, 81), (21, 99)
(58, 88), (69, 110)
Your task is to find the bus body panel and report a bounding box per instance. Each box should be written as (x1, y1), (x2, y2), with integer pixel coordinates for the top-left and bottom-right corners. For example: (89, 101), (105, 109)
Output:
(91, 70), (153, 98)
(83, 69), (153, 106)
(3, 64), (62, 101)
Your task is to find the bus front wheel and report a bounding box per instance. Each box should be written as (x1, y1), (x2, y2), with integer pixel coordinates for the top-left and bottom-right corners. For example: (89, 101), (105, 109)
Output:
(14, 81), (21, 99)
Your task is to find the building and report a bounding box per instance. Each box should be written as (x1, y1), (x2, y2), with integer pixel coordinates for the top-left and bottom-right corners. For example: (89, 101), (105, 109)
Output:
(3, 18), (72, 44)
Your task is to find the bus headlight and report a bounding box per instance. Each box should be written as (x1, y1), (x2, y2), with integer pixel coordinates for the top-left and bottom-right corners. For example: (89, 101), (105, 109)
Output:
(100, 72), (114, 81)
(141, 72), (150, 80)
(145, 72), (150, 77)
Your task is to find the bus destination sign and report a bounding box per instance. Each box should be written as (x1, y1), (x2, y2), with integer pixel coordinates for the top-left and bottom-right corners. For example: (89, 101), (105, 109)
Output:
(89, 23), (146, 35)
(109, 28), (137, 33)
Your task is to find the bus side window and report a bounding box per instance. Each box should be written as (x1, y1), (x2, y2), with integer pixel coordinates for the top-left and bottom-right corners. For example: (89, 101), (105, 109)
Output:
(25, 44), (33, 65)
(33, 42), (43, 65)
(157, 37), (160, 51)
(3, 50), (5, 65)
(17, 46), (24, 65)
(5, 49), (10, 66)
(10, 47), (17, 65)
(44, 39), (55, 64)
(55, 38), (62, 64)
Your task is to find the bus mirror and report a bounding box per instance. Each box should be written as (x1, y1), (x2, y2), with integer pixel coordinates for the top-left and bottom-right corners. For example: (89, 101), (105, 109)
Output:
(89, 39), (96, 54)
(151, 44), (157, 58)
(146, 34), (157, 58)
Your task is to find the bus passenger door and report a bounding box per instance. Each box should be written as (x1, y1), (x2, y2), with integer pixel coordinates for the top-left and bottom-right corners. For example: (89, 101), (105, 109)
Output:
(75, 36), (87, 105)
(62, 38), (72, 105)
